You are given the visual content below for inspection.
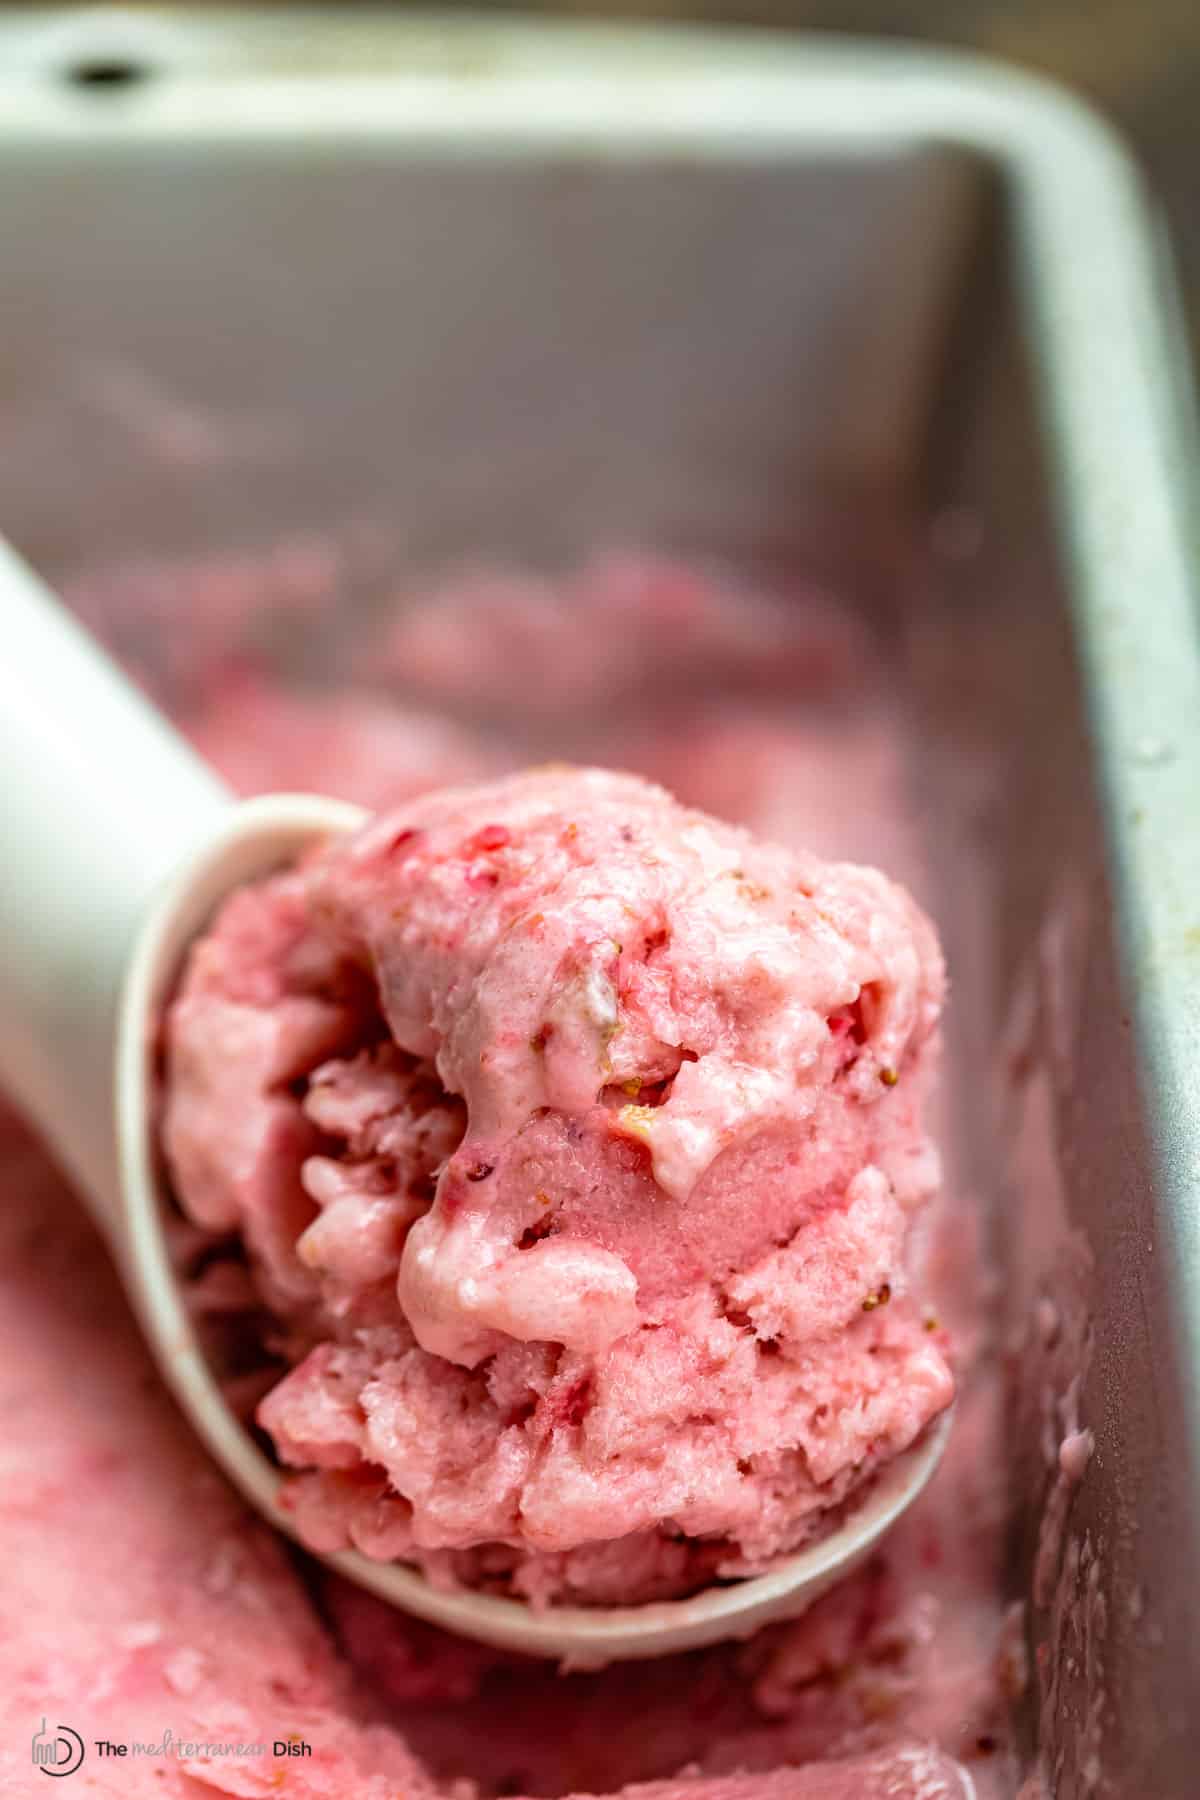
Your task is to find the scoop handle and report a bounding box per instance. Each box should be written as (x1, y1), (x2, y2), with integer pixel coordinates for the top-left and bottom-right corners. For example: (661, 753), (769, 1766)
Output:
(0, 538), (232, 1232)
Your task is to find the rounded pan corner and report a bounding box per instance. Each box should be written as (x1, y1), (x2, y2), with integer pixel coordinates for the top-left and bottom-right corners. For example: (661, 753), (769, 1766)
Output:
(0, 14), (1158, 251)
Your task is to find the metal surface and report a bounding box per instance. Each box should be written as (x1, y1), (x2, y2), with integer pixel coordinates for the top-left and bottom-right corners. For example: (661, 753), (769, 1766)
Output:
(0, 10), (1197, 1793)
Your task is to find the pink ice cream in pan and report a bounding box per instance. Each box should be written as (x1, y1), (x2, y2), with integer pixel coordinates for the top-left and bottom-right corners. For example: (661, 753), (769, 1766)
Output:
(0, 551), (1011, 1798)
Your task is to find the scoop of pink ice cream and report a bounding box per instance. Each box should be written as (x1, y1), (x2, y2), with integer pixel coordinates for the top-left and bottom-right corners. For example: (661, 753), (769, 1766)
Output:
(163, 766), (952, 1605)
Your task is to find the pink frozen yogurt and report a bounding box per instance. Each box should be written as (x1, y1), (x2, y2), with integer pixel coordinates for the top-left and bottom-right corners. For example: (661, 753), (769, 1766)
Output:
(1, 547), (1021, 1798)
(162, 764), (953, 1606)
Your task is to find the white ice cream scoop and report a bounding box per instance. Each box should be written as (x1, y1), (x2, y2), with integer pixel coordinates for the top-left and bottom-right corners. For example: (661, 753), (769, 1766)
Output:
(0, 541), (950, 1667)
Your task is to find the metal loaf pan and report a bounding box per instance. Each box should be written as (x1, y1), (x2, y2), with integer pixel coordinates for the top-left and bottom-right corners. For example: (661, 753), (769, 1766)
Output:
(0, 11), (1198, 1795)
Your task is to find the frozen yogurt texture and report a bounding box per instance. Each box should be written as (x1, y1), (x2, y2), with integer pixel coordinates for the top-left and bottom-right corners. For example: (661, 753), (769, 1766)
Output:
(164, 764), (953, 1604)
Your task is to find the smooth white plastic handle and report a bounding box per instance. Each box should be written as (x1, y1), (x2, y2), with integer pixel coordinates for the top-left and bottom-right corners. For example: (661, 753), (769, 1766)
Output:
(0, 539), (232, 1231)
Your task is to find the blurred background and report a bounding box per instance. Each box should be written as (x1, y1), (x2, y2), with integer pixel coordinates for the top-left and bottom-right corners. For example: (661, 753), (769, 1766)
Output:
(7, 1), (1192, 345)
(473, 0), (1200, 351)
(461, 0), (1200, 358)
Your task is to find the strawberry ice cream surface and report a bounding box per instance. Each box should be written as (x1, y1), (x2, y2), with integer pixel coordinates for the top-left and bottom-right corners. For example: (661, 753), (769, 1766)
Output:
(162, 765), (952, 1605)
(1, 550), (1020, 1797)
